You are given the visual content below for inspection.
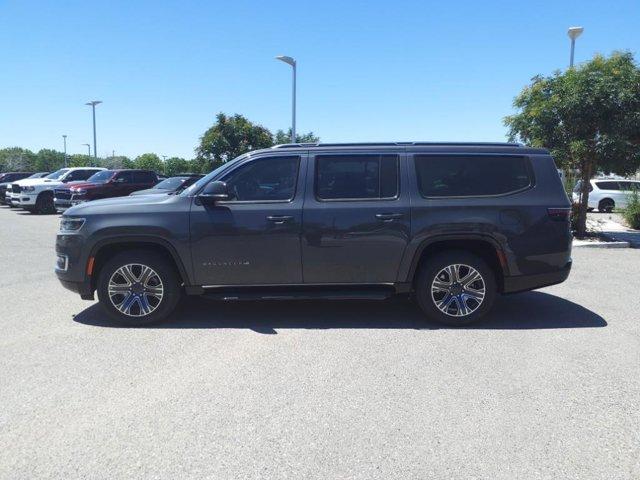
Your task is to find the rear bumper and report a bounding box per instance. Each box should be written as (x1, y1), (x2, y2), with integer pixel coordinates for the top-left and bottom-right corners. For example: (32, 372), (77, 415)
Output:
(503, 261), (572, 294)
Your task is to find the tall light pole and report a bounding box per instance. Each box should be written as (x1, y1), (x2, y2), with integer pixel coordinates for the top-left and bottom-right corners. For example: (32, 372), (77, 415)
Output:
(62, 135), (68, 167)
(82, 143), (91, 157)
(275, 55), (296, 143)
(85, 100), (102, 158)
(568, 26), (584, 67)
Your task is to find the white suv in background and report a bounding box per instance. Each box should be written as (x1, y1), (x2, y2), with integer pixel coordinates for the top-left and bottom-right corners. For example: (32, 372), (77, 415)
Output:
(572, 179), (640, 212)
(9, 167), (105, 214)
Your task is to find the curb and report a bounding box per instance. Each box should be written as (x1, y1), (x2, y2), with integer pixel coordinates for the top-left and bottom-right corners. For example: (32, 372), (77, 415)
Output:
(573, 240), (630, 248)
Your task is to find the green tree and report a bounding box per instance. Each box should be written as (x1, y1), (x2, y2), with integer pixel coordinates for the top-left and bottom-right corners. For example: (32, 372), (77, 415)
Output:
(164, 157), (191, 176)
(35, 149), (66, 172)
(273, 129), (320, 144)
(196, 113), (273, 170)
(505, 52), (640, 237)
(101, 155), (133, 169)
(134, 153), (164, 173)
(68, 154), (94, 167)
(0, 147), (36, 171)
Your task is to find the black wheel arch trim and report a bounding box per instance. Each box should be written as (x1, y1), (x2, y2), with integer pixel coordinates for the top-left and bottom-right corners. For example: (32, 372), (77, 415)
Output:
(403, 233), (509, 283)
(88, 235), (192, 286)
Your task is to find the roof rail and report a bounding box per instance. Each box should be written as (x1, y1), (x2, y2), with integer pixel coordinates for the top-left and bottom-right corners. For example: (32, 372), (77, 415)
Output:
(272, 142), (522, 149)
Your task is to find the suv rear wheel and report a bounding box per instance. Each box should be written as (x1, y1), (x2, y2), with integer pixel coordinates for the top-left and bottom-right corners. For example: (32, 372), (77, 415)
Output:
(598, 198), (614, 213)
(96, 250), (182, 326)
(415, 251), (496, 326)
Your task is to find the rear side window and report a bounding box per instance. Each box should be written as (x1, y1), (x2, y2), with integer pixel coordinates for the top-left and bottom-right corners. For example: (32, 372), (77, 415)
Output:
(595, 181), (619, 190)
(115, 171), (134, 183)
(133, 171), (156, 183)
(316, 154), (399, 200)
(415, 155), (532, 197)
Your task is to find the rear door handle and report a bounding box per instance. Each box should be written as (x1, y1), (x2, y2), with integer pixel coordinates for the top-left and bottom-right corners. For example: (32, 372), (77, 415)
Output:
(375, 213), (404, 221)
(267, 215), (294, 224)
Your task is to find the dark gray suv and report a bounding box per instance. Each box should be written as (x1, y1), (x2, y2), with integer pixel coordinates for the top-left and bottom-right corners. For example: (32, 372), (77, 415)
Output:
(55, 142), (572, 326)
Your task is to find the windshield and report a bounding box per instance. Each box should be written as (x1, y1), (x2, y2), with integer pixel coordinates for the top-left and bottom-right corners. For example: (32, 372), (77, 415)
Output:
(179, 153), (251, 196)
(154, 177), (188, 190)
(46, 169), (70, 180)
(27, 172), (47, 179)
(87, 170), (115, 183)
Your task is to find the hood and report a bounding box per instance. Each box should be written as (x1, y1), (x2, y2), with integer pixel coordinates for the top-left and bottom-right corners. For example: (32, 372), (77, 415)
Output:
(68, 181), (104, 191)
(65, 192), (180, 215)
(13, 177), (61, 187)
(53, 181), (86, 191)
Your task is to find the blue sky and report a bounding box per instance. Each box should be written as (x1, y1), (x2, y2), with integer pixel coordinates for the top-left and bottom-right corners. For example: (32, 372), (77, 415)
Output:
(0, 0), (638, 159)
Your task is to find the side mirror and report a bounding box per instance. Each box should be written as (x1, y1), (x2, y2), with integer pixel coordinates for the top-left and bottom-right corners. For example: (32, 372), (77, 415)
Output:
(199, 181), (232, 203)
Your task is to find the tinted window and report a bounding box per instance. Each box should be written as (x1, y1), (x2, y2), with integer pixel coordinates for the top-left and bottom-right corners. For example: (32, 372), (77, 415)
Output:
(415, 155), (531, 197)
(65, 169), (95, 181)
(222, 156), (299, 201)
(316, 155), (399, 200)
(112, 171), (133, 183)
(619, 181), (640, 191)
(133, 171), (157, 183)
(88, 170), (115, 183)
(595, 181), (619, 190)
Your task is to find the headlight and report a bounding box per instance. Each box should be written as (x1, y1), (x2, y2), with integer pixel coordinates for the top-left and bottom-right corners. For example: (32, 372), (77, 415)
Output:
(22, 186), (35, 192)
(72, 189), (87, 195)
(60, 217), (86, 232)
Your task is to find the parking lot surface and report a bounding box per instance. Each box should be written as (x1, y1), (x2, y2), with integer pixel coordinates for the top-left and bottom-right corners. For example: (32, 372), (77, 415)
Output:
(1, 205), (639, 480)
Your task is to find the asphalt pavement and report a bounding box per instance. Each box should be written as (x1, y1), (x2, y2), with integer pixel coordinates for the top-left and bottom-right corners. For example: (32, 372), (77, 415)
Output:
(0, 205), (638, 480)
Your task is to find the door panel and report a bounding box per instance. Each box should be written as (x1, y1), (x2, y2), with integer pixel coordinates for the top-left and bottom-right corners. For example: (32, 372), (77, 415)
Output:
(301, 152), (410, 284)
(190, 154), (306, 286)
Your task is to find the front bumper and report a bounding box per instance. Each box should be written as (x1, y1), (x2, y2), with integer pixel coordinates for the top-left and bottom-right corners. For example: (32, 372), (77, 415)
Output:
(503, 261), (572, 294)
(55, 232), (94, 300)
(12, 193), (37, 206)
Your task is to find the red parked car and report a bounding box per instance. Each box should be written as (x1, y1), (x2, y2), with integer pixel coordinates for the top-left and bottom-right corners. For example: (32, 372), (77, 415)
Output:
(54, 169), (158, 211)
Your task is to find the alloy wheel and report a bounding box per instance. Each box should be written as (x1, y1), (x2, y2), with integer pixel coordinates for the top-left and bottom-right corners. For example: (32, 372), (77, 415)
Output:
(430, 263), (486, 317)
(107, 263), (164, 317)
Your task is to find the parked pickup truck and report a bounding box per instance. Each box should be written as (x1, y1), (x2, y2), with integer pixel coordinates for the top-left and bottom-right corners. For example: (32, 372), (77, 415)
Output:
(54, 169), (158, 211)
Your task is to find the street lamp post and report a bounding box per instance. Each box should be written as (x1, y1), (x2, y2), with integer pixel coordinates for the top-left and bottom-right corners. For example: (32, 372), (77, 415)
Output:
(85, 100), (102, 158)
(275, 55), (296, 143)
(62, 135), (68, 167)
(82, 143), (91, 158)
(568, 26), (584, 67)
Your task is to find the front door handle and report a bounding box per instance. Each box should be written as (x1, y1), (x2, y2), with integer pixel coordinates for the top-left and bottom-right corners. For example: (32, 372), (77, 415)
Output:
(267, 215), (294, 224)
(375, 213), (404, 221)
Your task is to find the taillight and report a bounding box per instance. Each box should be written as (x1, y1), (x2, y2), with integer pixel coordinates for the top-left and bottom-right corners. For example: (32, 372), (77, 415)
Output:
(547, 207), (571, 221)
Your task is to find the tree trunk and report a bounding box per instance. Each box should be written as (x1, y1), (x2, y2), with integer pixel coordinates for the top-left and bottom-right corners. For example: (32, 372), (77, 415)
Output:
(575, 161), (593, 238)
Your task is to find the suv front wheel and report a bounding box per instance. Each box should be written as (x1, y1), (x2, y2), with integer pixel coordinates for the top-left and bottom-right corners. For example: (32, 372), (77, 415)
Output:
(415, 251), (496, 326)
(96, 250), (182, 326)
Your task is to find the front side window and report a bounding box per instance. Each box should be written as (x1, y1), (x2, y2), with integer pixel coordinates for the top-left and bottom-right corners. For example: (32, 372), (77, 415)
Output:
(415, 155), (531, 197)
(316, 154), (399, 200)
(222, 156), (300, 202)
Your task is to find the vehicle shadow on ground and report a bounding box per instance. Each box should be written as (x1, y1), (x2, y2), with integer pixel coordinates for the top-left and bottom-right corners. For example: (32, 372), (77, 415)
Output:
(73, 291), (607, 333)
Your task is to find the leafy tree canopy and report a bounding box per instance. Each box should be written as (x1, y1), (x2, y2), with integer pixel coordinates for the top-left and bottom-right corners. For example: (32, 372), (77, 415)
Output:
(504, 51), (640, 235)
(196, 113), (274, 170)
(134, 153), (163, 173)
(273, 129), (320, 144)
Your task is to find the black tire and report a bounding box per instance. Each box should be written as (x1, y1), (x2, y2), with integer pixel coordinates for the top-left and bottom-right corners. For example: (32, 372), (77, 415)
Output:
(96, 250), (182, 326)
(415, 250), (497, 327)
(35, 192), (55, 214)
(598, 199), (614, 213)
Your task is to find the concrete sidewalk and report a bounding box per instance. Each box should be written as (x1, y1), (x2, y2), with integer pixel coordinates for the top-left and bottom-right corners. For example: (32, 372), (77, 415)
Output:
(586, 213), (640, 248)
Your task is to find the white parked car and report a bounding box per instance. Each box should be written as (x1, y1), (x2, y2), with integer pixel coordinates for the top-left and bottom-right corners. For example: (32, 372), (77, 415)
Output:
(9, 167), (105, 214)
(572, 179), (640, 212)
